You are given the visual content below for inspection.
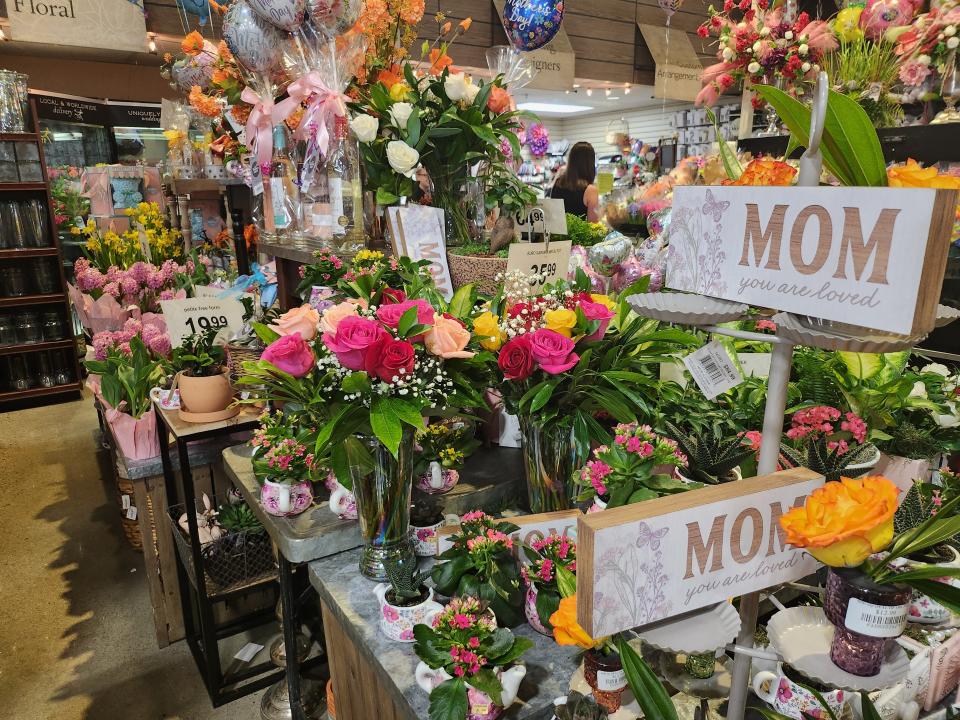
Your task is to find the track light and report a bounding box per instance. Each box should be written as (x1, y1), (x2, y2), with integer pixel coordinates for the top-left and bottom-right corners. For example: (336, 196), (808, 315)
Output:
(147, 32), (157, 54)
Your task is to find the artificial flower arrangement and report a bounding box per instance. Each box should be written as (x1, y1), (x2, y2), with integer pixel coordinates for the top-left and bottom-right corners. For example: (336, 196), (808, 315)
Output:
(73, 202), (183, 270)
(781, 476), (960, 676)
(412, 596), (533, 720)
(521, 533), (577, 634)
(891, 0), (960, 104)
(431, 511), (524, 627)
(778, 406), (877, 481)
(350, 0), (430, 93)
(576, 422), (692, 510)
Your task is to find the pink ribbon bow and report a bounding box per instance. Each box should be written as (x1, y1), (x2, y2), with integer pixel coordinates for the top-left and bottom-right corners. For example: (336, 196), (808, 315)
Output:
(273, 70), (349, 156)
(240, 86), (277, 172)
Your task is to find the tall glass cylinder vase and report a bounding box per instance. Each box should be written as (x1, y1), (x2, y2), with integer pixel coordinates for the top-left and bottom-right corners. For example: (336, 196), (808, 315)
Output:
(519, 418), (586, 513)
(428, 164), (480, 248)
(349, 432), (416, 580)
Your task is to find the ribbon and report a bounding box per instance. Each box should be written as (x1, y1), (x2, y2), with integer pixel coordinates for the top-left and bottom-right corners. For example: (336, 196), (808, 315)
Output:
(273, 70), (349, 157)
(240, 86), (277, 171)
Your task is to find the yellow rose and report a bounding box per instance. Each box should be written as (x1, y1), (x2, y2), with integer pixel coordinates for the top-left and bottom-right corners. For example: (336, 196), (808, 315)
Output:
(425, 314), (475, 359)
(780, 476), (899, 567)
(389, 82), (411, 101)
(589, 294), (616, 311)
(473, 311), (505, 351)
(887, 159), (960, 189)
(544, 308), (577, 338)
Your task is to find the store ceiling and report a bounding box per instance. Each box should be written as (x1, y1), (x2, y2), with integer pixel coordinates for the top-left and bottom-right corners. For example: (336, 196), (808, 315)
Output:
(513, 85), (670, 117)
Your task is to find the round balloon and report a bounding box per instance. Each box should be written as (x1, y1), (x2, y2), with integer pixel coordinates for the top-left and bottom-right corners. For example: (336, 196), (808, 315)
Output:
(588, 232), (633, 277)
(502, 0), (564, 52)
(172, 39), (217, 92)
(223, 0), (288, 74)
(308, 0), (361, 35)
(859, 0), (918, 40)
(247, 0), (307, 32)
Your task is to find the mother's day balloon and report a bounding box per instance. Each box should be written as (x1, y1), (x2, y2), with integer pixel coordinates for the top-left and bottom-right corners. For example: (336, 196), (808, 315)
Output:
(172, 40), (217, 92)
(248, 0), (307, 32)
(502, 0), (564, 52)
(223, 0), (288, 74)
(308, 0), (361, 35)
(588, 232), (633, 276)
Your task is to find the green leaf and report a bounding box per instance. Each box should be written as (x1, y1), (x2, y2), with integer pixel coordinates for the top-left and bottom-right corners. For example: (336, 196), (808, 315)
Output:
(447, 284), (475, 319)
(485, 627), (515, 659)
(555, 564), (577, 599)
(390, 396), (427, 430)
(370, 394), (404, 458)
(705, 106), (741, 181)
(617, 636), (678, 720)
(250, 321), (280, 345)
(822, 89), (887, 188)
(413, 624), (450, 667)
(397, 305), (421, 338)
(909, 579), (960, 614)
(376, 187), (400, 205)
(342, 372), (371, 395)
(490, 636), (533, 666)
(467, 669), (503, 706)
(859, 691), (884, 720)
(431, 554), (471, 595)
(529, 382), (556, 413)
(628, 487), (660, 504)
(428, 677), (468, 720)
(406, 111), (421, 146)
(535, 586), (560, 627)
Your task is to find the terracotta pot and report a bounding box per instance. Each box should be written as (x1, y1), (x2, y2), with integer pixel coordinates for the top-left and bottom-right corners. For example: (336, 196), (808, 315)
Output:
(178, 367), (233, 414)
(446, 253), (507, 295)
(583, 649), (627, 712)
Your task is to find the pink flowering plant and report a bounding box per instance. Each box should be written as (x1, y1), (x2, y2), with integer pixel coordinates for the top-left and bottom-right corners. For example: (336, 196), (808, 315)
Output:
(779, 405), (876, 481)
(250, 410), (319, 485)
(413, 596), (532, 720)
(84, 336), (166, 418)
(92, 315), (172, 360)
(431, 511), (524, 627)
(521, 534), (577, 630)
(576, 422), (692, 509)
(73, 256), (210, 313)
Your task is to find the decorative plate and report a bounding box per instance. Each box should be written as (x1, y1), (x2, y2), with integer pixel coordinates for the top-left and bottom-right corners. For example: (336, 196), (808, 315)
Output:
(772, 313), (925, 353)
(767, 606), (910, 692)
(627, 293), (749, 325)
(936, 304), (960, 328)
(634, 602), (741, 654)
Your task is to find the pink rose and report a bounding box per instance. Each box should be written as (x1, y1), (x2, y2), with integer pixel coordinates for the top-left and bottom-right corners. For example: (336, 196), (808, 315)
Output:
(323, 316), (388, 370)
(376, 299), (434, 332)
(529, 329), (579, 375)
(271, 304), (320, 341)
(262, 334), (316, 377)
(579, 300), (615, 341)
(424, 314), (474, 359)
(365, 337), (416, 383)
(319, 300), (362, 335)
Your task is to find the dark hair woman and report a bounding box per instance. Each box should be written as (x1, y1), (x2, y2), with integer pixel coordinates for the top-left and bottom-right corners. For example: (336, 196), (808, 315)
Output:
(549, 141), (601, 221)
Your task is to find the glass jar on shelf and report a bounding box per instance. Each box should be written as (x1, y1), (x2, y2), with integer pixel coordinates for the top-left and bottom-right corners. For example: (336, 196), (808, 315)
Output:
(52, 350), (73, 385)
(5, 355), (31, 391)
(33, 259), (58, 295)
(0, 312), (15, 345)
(16, 311), (42, 343)
(1, 265), (29, 296)
(37, 351), (55, 388)
(41, 310), (64, 341)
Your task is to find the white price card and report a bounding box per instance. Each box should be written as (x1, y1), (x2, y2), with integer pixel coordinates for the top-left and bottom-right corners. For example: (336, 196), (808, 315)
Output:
(506, 240), (572, 295)
(126, 506), (138, 521)
(250, 162), (264, 196)
(234, 642), (264, 662)
(682, 340), (742, 400)
(160, 297), (246, 347)
(514, 198), (567, 237)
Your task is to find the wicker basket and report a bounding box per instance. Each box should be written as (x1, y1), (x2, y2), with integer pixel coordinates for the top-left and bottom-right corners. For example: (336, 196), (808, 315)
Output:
(226, 342), (264, 382)
(116, 476), (143, 551)
(446, 253), (507, 295)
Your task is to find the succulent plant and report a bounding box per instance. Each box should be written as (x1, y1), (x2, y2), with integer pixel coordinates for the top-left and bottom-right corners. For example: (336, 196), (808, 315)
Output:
(553, 691), (607, 720)
(384, 556), (430, 605)
(218, 501), (264, 534)
(778, 438), (876, 483)
(666, 421), (753, 484)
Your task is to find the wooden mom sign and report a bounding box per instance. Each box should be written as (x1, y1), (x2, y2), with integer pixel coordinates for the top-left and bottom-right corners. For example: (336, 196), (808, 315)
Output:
(577, 469), (823, 638)
(667, 186), (958, 336)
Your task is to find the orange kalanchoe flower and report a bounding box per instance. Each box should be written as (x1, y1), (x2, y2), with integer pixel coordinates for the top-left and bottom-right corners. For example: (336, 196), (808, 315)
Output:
(724, 158), (796, 186)
(181, 31), (205, 56)
(189, 86), (221, 118)
(428, 48), (454, 75)
(440, 21), (452, 34)
(888, 158), (960, 189)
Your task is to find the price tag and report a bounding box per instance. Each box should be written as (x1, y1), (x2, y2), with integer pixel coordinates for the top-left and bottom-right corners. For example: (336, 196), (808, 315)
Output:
(160, 297), (246, 347)
(121, 494), (131, 510)
(506, 240), (571, 295)
(596, 172), (614, 195)
(192, 285), (224, 298)
(682, 341), (742, 400)
(234, 642), (264, 662)
(250, 162), (264, 196)
(514, 198), (567, 237)
(126, 506), (138, 521)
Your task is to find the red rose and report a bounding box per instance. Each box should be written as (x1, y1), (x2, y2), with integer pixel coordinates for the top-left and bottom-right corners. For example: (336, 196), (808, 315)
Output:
(376, 299), (435, 330)
(262, 334), (316, 377)
(322, 316), (388, 371)
(529, 329), (579, 375)
(498, 335), (535, 381)
(366, 337), (415, 383)
(380, 287), (406, 305)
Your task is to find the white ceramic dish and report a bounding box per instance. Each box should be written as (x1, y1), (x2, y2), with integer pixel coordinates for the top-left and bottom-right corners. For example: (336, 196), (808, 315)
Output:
(936, 304), (960, 328)
(635, 602), (741, 654)
(767, 606), (910, 692)
(772, 313), (925, 353)
(627, 293), (749, 325)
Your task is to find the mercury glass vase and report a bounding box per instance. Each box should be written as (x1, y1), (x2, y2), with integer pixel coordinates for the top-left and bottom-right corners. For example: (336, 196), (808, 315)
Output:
(349, 432), (416, 581)
(823, 567), (911, 676)
(519, 418), (585, 513)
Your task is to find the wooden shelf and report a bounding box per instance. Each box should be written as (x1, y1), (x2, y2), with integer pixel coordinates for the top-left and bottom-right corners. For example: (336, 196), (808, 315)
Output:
(0, 182), (47, 191)
(0, 381), (82, 403)
(0, 132), (39, 142)
(0, 338), (74, 356)
(0, 247), (58, 259)
(0, 292), (65, 308)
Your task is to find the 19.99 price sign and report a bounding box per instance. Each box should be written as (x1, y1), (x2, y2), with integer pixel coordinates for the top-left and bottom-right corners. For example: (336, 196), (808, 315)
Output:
(159, 297), (246, 347)
(506, 240), (572, 295)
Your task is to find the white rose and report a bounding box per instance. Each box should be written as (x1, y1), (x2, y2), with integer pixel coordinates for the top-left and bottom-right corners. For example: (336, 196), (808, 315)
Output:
(752, 41), (762, 52)
(389, 102), (415, 129)
(922, 363), (951, 377)
(463, 79), (481, 104)
(949, 36), (960, 49)
(798, 43), (809, 55)
(947, 24), (957, 36)
(910, 381), (928, 399)
(919, 54), (932, 65)
(444, 72), (470, 102)
(722, 47), (735, 61)
(748, 61), (761, 74)
(785, 30), (794, 40)
(386, 140), (420, 178)
(350, 114), (379, 143)
(938, 403), (960, 428)
(802, 62), (811, 72)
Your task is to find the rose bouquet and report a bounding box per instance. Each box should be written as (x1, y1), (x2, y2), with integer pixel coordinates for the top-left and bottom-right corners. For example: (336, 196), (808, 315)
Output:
(521, 534), (576, 634)
(576, 423), (692, 510)
(779, 406), (877, 481)
(413, 596), (533, 720)
(892, 2), (960, 104)
(431, 511), (524, 627)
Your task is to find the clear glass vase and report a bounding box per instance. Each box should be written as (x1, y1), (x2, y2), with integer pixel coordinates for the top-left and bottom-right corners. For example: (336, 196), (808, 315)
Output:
(349, 432), (416, 580)
(519, 418), (586, 513)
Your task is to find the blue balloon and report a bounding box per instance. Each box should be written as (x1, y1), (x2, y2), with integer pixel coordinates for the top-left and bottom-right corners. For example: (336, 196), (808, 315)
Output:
(502, 0), (564, 52)
(178, 0), (211, 23)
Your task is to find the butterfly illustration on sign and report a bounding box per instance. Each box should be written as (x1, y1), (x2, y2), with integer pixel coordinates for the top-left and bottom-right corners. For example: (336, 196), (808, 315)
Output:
(636, 523), (668, 551)
(701, 188), (730, 223)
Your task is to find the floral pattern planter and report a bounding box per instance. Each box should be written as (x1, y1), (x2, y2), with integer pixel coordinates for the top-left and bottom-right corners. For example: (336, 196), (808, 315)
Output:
(373, 583), (443, 642)
(524, 584), (551, 636)
(415, 663), (526, 720)
(260, 479), (312, 517)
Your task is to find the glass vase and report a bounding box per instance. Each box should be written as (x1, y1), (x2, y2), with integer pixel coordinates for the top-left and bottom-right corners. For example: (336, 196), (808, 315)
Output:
(519, 418), (586, 513)
(349, 432), (416, 580)
(823, 567), (911, 676)
(428, 164), (481, 248)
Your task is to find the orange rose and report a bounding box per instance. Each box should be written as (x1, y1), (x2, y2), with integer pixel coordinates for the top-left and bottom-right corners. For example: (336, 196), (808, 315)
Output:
(377, 64), (403, 90)
(780, 476), (899, 567)
(459, 17), (473, 32)
(724, 158), (797, 186)
(181, 31), (205, 57)
(270, 304), (319, 341)
(424, 314), (474, 359)
(887, 158), (960, 189)
(487, 85), (513, 114)
(320, 300), (364, 335)
(549, 595), (597, 649)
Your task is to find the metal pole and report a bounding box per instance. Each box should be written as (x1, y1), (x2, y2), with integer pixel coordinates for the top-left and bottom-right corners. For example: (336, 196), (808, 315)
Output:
(725, 339), (794, 720)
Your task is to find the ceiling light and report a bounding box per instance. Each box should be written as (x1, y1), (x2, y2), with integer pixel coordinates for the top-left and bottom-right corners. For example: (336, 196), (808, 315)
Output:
(572, 83), (580, 89)
(607, 96), (620, 101)
(605, 88), (612, 97)
(586, 88), (593, 96)
(147, 33), (157, 54)
(516, 102), (594, 115)
(565, 90), (570, 94)
(624, 85), (631, 95)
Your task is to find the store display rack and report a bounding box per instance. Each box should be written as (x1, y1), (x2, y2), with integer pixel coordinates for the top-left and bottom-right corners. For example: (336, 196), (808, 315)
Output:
(0, 98), (82, 406)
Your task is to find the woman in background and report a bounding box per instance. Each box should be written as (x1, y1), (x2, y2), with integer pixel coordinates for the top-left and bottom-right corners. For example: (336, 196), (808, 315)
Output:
(549, 141), (601, 222)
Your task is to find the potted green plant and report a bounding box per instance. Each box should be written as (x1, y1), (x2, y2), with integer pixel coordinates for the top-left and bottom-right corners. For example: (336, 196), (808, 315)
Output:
(374, 557), (443, 643)
(778, 406), (879, 482)
(431, 511), (524, 627)
(666, 421), (754, 484)
(521, 534), (576, 636)
(170, 327), (233, 418)
(413, 596), (532, 720)
(550, 691), (607, 720)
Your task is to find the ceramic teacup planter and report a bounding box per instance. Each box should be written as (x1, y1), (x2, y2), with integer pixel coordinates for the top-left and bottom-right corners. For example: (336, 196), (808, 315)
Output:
(415, 461), (460, 494)
(524, 584), (551, 636)
(415, 664), (526, 720)
(327, 477), (358, 520)
(411, 513), (459, 557)
(261, 479), (313, 517)
(374, 583), (443, 642)
(752, 664), (847, 719)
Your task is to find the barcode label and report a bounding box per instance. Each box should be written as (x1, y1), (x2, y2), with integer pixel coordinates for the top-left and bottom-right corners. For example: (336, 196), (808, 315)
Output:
(596, 668), (627, 691)
(683, 341), (742, 400)
(845, 598), (909, 638)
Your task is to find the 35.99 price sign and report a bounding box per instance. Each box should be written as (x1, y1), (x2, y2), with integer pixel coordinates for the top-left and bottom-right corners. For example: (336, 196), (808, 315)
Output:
(506, 240), (572, 295)
(159, 297), (246, 347)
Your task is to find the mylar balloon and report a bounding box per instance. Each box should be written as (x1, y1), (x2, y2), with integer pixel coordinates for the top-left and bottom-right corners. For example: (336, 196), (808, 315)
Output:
(502, 0), (564, 52)
(658, 0), (684, 18)
(588, 232), (633, 276)
(172, 39), (217, 92)
(223, 0), (288, 74)
(833, 6), (864, 42)
(308, 0), (361, 35)
(178, 0), (213, 24)
(247, 0), (307, 32)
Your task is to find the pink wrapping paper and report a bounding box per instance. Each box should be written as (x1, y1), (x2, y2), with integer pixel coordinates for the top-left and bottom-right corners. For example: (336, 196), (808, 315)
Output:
(102, 400), (160, 461)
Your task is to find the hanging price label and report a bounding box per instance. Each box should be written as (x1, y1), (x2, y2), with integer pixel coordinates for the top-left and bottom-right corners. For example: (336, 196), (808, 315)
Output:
(506, 240), (572, 295)
(682, 341), (742, 400)
(250, 162), (264, 196)
(160, 297), (246, 347)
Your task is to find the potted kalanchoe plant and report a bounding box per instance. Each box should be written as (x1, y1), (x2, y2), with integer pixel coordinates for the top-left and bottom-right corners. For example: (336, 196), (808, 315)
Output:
(414, 420), (480, 495)
(576, 422), (693, 511)
(413, 596), (532, 720)
(666, 421), (754, 484)
(374, 557), (443, 643)
(251, 411), (317, 517)
(779, 406), (878, 482)
(431, 511), (524, 627)
(781, 476), (960, 677)
(170, 327), (233, 419)
(521, 534), (576, 636)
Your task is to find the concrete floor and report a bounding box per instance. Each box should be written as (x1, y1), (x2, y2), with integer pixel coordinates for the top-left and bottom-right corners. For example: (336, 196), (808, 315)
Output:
(0, 392), (264, 719)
